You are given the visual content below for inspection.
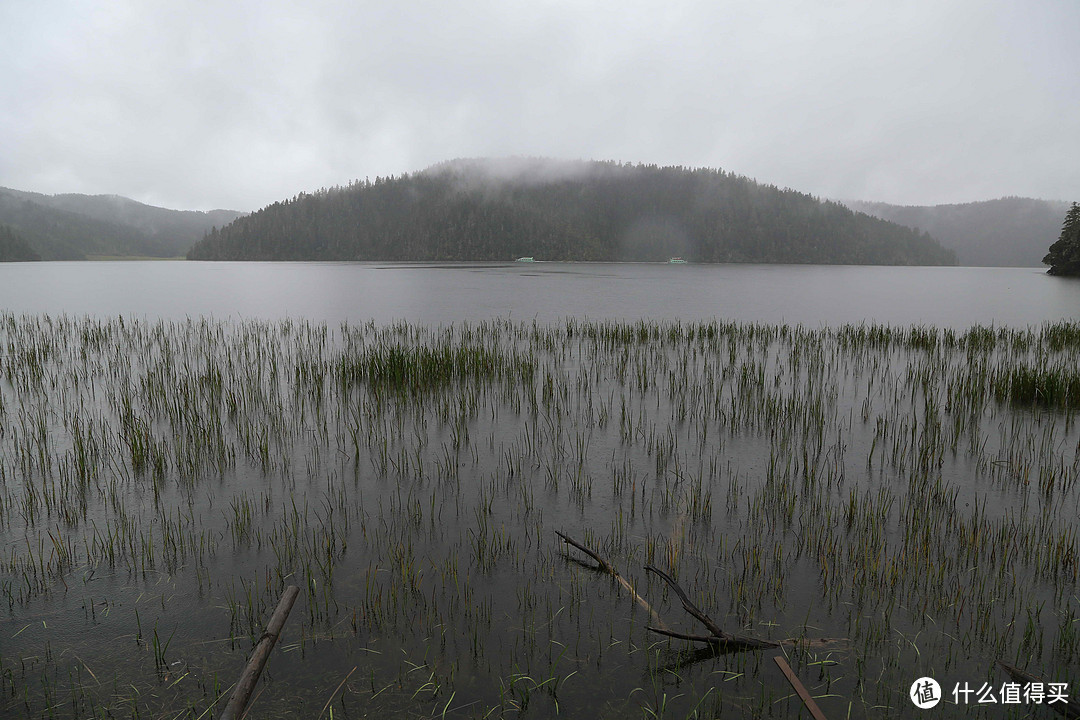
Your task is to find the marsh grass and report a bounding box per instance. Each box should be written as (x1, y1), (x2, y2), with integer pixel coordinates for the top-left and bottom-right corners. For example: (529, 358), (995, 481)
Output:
(0, 314), (1077, 718)
(999, 364), (1080, 409)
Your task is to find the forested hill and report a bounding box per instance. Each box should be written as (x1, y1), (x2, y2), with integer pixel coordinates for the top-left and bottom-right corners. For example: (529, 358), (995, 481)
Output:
(187, 158), (957, 265)
(0, 224), (40, 261)
(844, 197), (1070, 267)
(0, 187), (244, 259)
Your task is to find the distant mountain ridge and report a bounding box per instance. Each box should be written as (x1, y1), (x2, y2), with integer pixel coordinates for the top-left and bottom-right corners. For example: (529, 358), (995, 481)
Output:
(188, 158), (957, 266)
(0, 187), (244, 260)
(842, 197), (1070, 267)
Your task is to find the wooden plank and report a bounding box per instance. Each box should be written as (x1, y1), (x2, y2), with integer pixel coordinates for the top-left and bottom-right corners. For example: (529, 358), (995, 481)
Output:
(773, 655), (828, 720)
(220, 585), (300, 720)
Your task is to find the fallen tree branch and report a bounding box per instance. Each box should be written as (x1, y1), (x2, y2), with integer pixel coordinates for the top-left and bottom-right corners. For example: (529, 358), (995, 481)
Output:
(647, 626), (723, 644)
(221, 585), (300, 720)
(556, 531), (667, 630)
(557, 532), (780, 652)
(645, 564), (779, 650)
(645, 565), (726, 638)
(556, 531), (616, 575)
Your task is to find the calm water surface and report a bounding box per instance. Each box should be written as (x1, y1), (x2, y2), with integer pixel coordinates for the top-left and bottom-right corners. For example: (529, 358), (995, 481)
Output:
(0, 261), (1077, 326)
(2, 261), (1079, 719)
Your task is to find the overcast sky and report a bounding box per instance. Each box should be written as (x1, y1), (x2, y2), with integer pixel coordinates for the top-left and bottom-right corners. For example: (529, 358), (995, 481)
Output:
(2, 0), (1077, 211)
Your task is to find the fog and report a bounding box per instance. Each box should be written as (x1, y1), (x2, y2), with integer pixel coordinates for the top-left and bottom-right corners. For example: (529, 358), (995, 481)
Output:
(1, 0), (1077, 211)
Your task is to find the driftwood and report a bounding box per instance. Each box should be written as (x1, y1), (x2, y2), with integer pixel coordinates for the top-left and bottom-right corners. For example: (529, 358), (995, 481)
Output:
(220, 585), (300, 720)
(556, 531), (616, 575)
(774, 655), (829, 720)
(556, 531), (779, 650)
(644, 564), (779, 650)
(556, 531), (669, 630)
(997, 661), (1080, 719)
(654, 644), (730, 673)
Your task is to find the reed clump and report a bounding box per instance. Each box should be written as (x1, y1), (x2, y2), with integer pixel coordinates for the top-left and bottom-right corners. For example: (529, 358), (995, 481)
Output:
(336, 342), (535, 395)
(998, 363), (1080, 409)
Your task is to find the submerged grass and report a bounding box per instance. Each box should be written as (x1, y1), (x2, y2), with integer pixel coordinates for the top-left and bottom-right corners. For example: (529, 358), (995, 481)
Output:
(0, 314), (1077, 718)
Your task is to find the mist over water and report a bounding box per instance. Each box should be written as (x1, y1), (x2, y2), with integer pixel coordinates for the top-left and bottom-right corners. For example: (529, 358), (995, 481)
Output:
(0, 261), (1076, 328)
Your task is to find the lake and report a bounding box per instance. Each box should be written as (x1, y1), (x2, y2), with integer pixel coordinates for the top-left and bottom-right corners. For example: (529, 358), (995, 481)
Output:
(0, 261), (1078, 719)
(0, 261), (1077, 326)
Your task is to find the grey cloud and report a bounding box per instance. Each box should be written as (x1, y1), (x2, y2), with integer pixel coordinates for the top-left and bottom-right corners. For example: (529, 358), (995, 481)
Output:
(0, 0), (1076, 210)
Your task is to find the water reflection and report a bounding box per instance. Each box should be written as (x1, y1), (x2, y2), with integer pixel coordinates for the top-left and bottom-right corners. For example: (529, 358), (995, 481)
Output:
(0, 261), (1076, 327)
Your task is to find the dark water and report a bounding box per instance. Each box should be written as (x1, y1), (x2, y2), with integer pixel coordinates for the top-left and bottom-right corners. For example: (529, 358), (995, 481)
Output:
(0, 261), (1077, 326)
(1, 262), (1078, 719)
